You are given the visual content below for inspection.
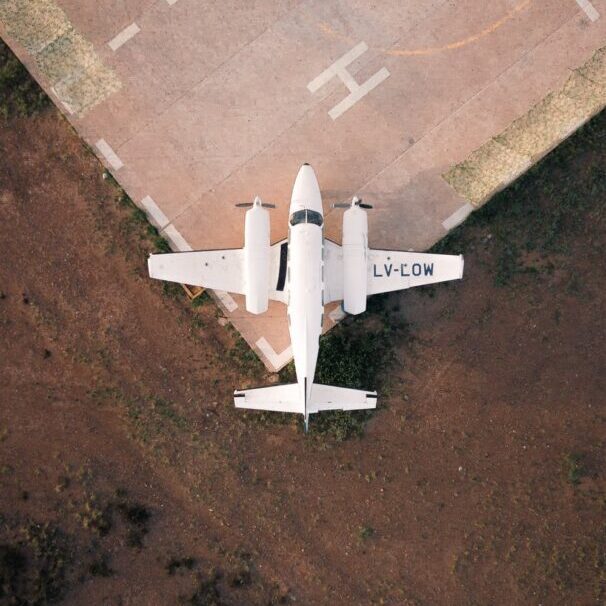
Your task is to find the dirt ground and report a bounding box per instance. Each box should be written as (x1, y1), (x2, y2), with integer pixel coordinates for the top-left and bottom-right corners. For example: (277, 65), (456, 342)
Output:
(1, 100), (605, 604)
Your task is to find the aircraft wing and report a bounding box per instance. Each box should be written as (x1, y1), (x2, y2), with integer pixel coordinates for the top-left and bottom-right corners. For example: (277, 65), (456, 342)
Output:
(148, 249), (245, 294)
(148, 240), (289, 301)
(368, 250), (464, 295)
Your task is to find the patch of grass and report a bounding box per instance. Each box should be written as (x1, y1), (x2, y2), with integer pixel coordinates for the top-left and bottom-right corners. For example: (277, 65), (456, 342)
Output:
(77, 494), (112, 536)
(166, 556), (196, 576)
(433, 110), (606, 286)
(0, 40), (49, 120)
(116, 190), (173, 254)
(89, 555), (113, 578)
(183, 571), (225, 606)
(11, 522), (71, 604)
(229, 334), (265, 378)
(279, 303), (401, 440)
(191, 291), (212, 308)
(359, 525), (375, 541)
(162, 281), (184, 299)
(564, 452), (586, 486)
(0, 543), (26, 600)
(117, 502), (151, 549)
(152, 398), (189, 431)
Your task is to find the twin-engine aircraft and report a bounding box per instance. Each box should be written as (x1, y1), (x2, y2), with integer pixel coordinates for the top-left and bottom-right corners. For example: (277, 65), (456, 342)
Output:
(148, 164), (464, 431)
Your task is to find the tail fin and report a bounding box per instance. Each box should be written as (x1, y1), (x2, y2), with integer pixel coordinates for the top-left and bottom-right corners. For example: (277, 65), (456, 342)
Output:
(309, 384), (377, 413)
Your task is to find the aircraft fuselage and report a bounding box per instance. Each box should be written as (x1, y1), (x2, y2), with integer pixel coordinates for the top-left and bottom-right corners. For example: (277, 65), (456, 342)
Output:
(286, 164), (325, 428)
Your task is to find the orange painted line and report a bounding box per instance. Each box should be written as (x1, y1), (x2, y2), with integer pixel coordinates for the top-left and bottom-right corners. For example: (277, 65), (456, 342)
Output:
(318, 0), (533, 58)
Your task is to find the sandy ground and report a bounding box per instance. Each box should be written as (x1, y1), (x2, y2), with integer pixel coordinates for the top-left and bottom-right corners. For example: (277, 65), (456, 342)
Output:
(1, 105), (605, 605)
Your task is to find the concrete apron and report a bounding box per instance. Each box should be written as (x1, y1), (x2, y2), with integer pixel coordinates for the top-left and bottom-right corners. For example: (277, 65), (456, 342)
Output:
(1, 0), (605, 371)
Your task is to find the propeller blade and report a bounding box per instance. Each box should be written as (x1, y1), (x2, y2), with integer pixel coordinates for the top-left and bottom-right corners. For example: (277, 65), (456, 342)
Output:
(262, 203), (276, 209)
(235, 202), (254, 208)
(332, 203), (351, 208)
(359, 203), (373, 209)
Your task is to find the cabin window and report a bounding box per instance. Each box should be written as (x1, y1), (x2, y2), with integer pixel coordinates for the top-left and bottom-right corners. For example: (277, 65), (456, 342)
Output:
(289, 209), (324, 227)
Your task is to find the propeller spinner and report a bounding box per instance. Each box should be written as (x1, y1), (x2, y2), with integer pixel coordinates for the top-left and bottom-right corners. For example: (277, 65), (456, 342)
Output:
(235, 196), (275, 209)
(333, 196), (373, 210)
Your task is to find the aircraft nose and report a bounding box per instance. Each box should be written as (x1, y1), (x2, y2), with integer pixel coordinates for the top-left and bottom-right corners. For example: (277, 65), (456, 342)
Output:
(291, 163), (322, 214)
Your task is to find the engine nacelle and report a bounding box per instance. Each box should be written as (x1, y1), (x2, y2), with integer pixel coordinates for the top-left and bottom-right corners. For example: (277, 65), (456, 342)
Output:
(342, 205), (368, 315)
(244, 205), (270, 314)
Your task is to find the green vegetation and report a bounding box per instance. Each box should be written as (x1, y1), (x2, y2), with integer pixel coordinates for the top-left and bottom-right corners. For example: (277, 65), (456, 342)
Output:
(359, 525), (375, 541)
(0, 39), (49, 119)
(0, 523), (70, 605)
(279, 299), (403, 440)
(152, 397), (189, 431)
(564, 452), (586, 486)
(433, 110), (606, 287)
(118, 502), (151, 549)
(166, 555), (196, 576)
(77, 494), (112, 536)
(115, 187), (172, 254)
(89, 555), (113, 577)
(185, 571), (224, 606)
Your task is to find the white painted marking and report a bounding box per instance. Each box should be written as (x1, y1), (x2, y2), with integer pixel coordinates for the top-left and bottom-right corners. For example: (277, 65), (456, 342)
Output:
(51, 86), (76, 114)
(256, 338), (292, 370)
(162, 224), (192, 252)
(576, 0), (600, 21)
(166, 0), (179, 4)
(328, 305), (346, 323)
(442, 202), (474, 231)
(328, 68), (390, 120)
(95, 138), (123, 170)
(215, 290), (238, 313)
(307, 41), (390, 120)
(307, 42), (369, 92)
(141, 195), (169, 229)
(108, 23), (140, 51)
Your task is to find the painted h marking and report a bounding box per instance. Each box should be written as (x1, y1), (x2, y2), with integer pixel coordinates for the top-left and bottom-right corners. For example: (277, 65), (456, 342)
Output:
(575, 0), (600, 21)
(307, 42), (390, 120)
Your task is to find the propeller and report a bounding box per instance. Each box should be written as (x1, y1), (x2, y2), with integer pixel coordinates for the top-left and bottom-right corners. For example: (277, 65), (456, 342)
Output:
(332, 196), (373, 210)
(235, 196), (275, 209)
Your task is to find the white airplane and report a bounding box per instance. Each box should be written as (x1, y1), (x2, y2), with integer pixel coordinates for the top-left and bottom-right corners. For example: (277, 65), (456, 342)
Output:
(148, 164), (464, 431)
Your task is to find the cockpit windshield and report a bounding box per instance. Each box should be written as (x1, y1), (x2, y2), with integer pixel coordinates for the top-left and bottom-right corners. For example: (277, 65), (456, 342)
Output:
(289, 209), (323, 227)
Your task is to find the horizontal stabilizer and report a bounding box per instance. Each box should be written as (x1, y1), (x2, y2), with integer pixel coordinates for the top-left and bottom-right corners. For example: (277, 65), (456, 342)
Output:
(309, 384), (377, 413)
(234, 383), (301, 413)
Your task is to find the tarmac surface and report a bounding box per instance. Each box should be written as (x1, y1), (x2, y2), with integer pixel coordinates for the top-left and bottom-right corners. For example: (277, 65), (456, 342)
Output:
(1, 0), (605, 370)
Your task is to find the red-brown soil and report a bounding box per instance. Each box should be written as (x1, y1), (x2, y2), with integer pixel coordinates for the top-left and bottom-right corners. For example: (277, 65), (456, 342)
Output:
(1, 105), (605, 606)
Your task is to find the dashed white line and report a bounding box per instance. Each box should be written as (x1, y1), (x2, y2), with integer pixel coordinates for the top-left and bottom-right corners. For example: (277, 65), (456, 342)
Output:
(256, 338), (292, 370)
(576, 0), (600, 21)
(442, 202), (474, 231)
(162, 224), (192, 252)
(108, 23), (140, 51)
(328, 305), (346, 323)
(95, 138), (123, 170)
(141, 195), (169, 229)
(215, 291), (238, 313)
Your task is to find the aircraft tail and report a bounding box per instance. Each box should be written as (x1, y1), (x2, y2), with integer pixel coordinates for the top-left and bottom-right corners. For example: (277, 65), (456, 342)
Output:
(233, 383), (377, 432)
(308, 384), (377, 413)
(234, 383), (302, 413)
